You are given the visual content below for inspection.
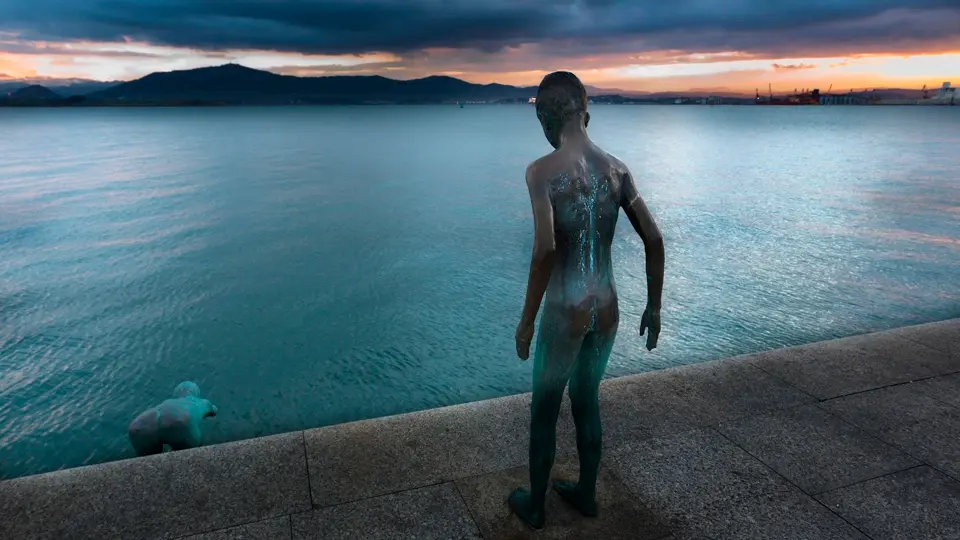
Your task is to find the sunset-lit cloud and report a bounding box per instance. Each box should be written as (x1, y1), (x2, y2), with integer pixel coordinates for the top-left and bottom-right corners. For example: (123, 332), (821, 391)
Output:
(1, 1), (958, 91)
(773, 64), (817, 71)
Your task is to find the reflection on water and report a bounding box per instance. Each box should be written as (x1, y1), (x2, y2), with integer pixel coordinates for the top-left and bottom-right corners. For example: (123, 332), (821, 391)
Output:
(0, 105), (958, 478)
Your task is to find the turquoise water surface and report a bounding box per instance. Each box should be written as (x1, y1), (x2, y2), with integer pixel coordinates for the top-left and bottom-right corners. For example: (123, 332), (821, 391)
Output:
(1, 105), (958, 478)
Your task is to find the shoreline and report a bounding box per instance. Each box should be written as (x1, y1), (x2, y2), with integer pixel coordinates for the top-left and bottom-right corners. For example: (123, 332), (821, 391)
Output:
(1, 318), (957, 539)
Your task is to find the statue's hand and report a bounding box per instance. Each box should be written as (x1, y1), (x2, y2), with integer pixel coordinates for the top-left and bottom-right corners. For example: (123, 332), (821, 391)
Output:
(639, 307), (661, 351)
(204, 400), (218, 419)
(515, 320), (534, 361)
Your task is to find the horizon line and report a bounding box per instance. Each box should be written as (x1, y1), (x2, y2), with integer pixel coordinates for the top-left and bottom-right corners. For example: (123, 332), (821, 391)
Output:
(1, 62), (951, 95)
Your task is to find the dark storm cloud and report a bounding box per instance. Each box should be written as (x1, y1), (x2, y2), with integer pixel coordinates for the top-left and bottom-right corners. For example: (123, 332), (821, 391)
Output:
(0, 39), (163, 58)
(0, 0), (958, 57)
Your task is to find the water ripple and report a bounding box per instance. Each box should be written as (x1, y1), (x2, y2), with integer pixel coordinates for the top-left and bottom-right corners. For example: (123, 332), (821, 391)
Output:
(0, 105), (958, 479)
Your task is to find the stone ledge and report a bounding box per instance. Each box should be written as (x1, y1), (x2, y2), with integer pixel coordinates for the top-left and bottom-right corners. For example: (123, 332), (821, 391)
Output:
(0, 432), (310, 540)
(1, 318), (957, 540)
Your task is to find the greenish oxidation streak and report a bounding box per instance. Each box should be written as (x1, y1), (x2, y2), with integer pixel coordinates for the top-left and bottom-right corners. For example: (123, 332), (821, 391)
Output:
(546, 166), (619, 320)
(127, 381), (218, 456)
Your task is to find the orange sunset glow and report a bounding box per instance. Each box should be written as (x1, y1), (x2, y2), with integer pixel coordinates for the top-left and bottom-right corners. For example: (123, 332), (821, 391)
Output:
(2, 40), (958, 93)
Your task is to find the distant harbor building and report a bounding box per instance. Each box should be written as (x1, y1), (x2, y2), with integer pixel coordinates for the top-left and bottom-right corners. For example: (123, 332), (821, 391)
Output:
(876, 82), (954, 105)
(528, 97), (536, 104)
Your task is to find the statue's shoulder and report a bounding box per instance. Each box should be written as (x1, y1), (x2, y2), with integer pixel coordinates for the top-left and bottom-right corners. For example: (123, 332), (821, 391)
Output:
(525, 152), (563, 185)
(589, 145), (627, 174)
(158, 395), (204, 411)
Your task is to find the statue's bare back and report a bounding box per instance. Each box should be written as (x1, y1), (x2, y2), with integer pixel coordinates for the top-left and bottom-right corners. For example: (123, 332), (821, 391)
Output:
(536, 145), (627, 336)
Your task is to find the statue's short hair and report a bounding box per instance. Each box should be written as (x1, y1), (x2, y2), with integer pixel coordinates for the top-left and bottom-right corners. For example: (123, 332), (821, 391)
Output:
(536, 71), (588, 129)
(174, 381), (200, 398)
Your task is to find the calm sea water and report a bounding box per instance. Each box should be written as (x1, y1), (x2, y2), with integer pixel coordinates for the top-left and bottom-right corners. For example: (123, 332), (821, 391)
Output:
(1, 105), (958, 478)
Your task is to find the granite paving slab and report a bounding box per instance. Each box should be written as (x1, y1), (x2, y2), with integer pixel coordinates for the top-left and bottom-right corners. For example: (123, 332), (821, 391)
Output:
(748, 330), (951, 399)
(290, 483), (481, 540)
(606, 428), (791, 525)
(454, 456), (671, 540)
(0, 432), (311, 540)
(819, 383), (958, 435)
(882, 318), (960, 360)
(716, 404), (919, 494)
(180, 517), (292, 540)
(874, 408), (960, 480)
(911, 372), (960, 409)
(818, 381), (960, 478)
(658, 357), (816, 424)
(671, 488), (868, 540)
(303, 393), (577, 508)
(599, 369), (715, 446)
(817, 466), (960, 540)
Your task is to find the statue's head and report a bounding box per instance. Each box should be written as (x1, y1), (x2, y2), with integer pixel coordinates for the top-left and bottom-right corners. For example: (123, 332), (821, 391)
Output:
(535, 71), (590, 149)
(173, 381), (201, 398)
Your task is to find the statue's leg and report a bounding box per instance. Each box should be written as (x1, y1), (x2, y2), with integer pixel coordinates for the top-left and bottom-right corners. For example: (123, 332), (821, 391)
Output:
(509, 313), (583, 530)
(554, 326), (617, 516)
(129, 411), (163, 456)
(129, 431), (163, 457)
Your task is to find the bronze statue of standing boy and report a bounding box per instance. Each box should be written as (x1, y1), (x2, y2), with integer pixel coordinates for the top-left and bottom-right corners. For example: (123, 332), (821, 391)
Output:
(511, 71), (665, 530)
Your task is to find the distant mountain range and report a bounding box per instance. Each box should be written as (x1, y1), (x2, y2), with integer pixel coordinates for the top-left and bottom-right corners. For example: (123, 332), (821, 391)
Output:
(0, 63), (934, 106)
(87, 64), (541, 104)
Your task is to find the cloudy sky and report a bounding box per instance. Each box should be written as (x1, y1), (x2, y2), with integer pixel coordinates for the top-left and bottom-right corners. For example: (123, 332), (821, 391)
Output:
(0, 0), (958, 92)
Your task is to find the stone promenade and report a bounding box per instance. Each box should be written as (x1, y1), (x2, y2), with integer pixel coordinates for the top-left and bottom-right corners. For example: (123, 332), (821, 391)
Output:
(1, 319), (958, 539)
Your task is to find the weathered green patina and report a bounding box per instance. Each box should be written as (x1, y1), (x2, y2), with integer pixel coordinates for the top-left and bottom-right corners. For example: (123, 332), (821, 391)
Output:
(128, 382), (218, 456)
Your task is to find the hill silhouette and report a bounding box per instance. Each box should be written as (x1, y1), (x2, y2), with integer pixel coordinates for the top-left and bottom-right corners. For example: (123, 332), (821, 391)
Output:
(90, 64), (540, 104)
(0, 80), (118, 96)
(10, 85), (60, 100)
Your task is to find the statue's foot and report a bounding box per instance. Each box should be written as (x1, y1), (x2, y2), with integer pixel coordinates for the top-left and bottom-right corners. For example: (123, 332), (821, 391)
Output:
(508, 488), (545, 530)
(553, 481), (598, 517)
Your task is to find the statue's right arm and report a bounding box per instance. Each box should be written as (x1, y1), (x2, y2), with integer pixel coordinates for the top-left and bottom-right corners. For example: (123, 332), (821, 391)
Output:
(620, 168), (664, 311)
(518, 164), (557, 329)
